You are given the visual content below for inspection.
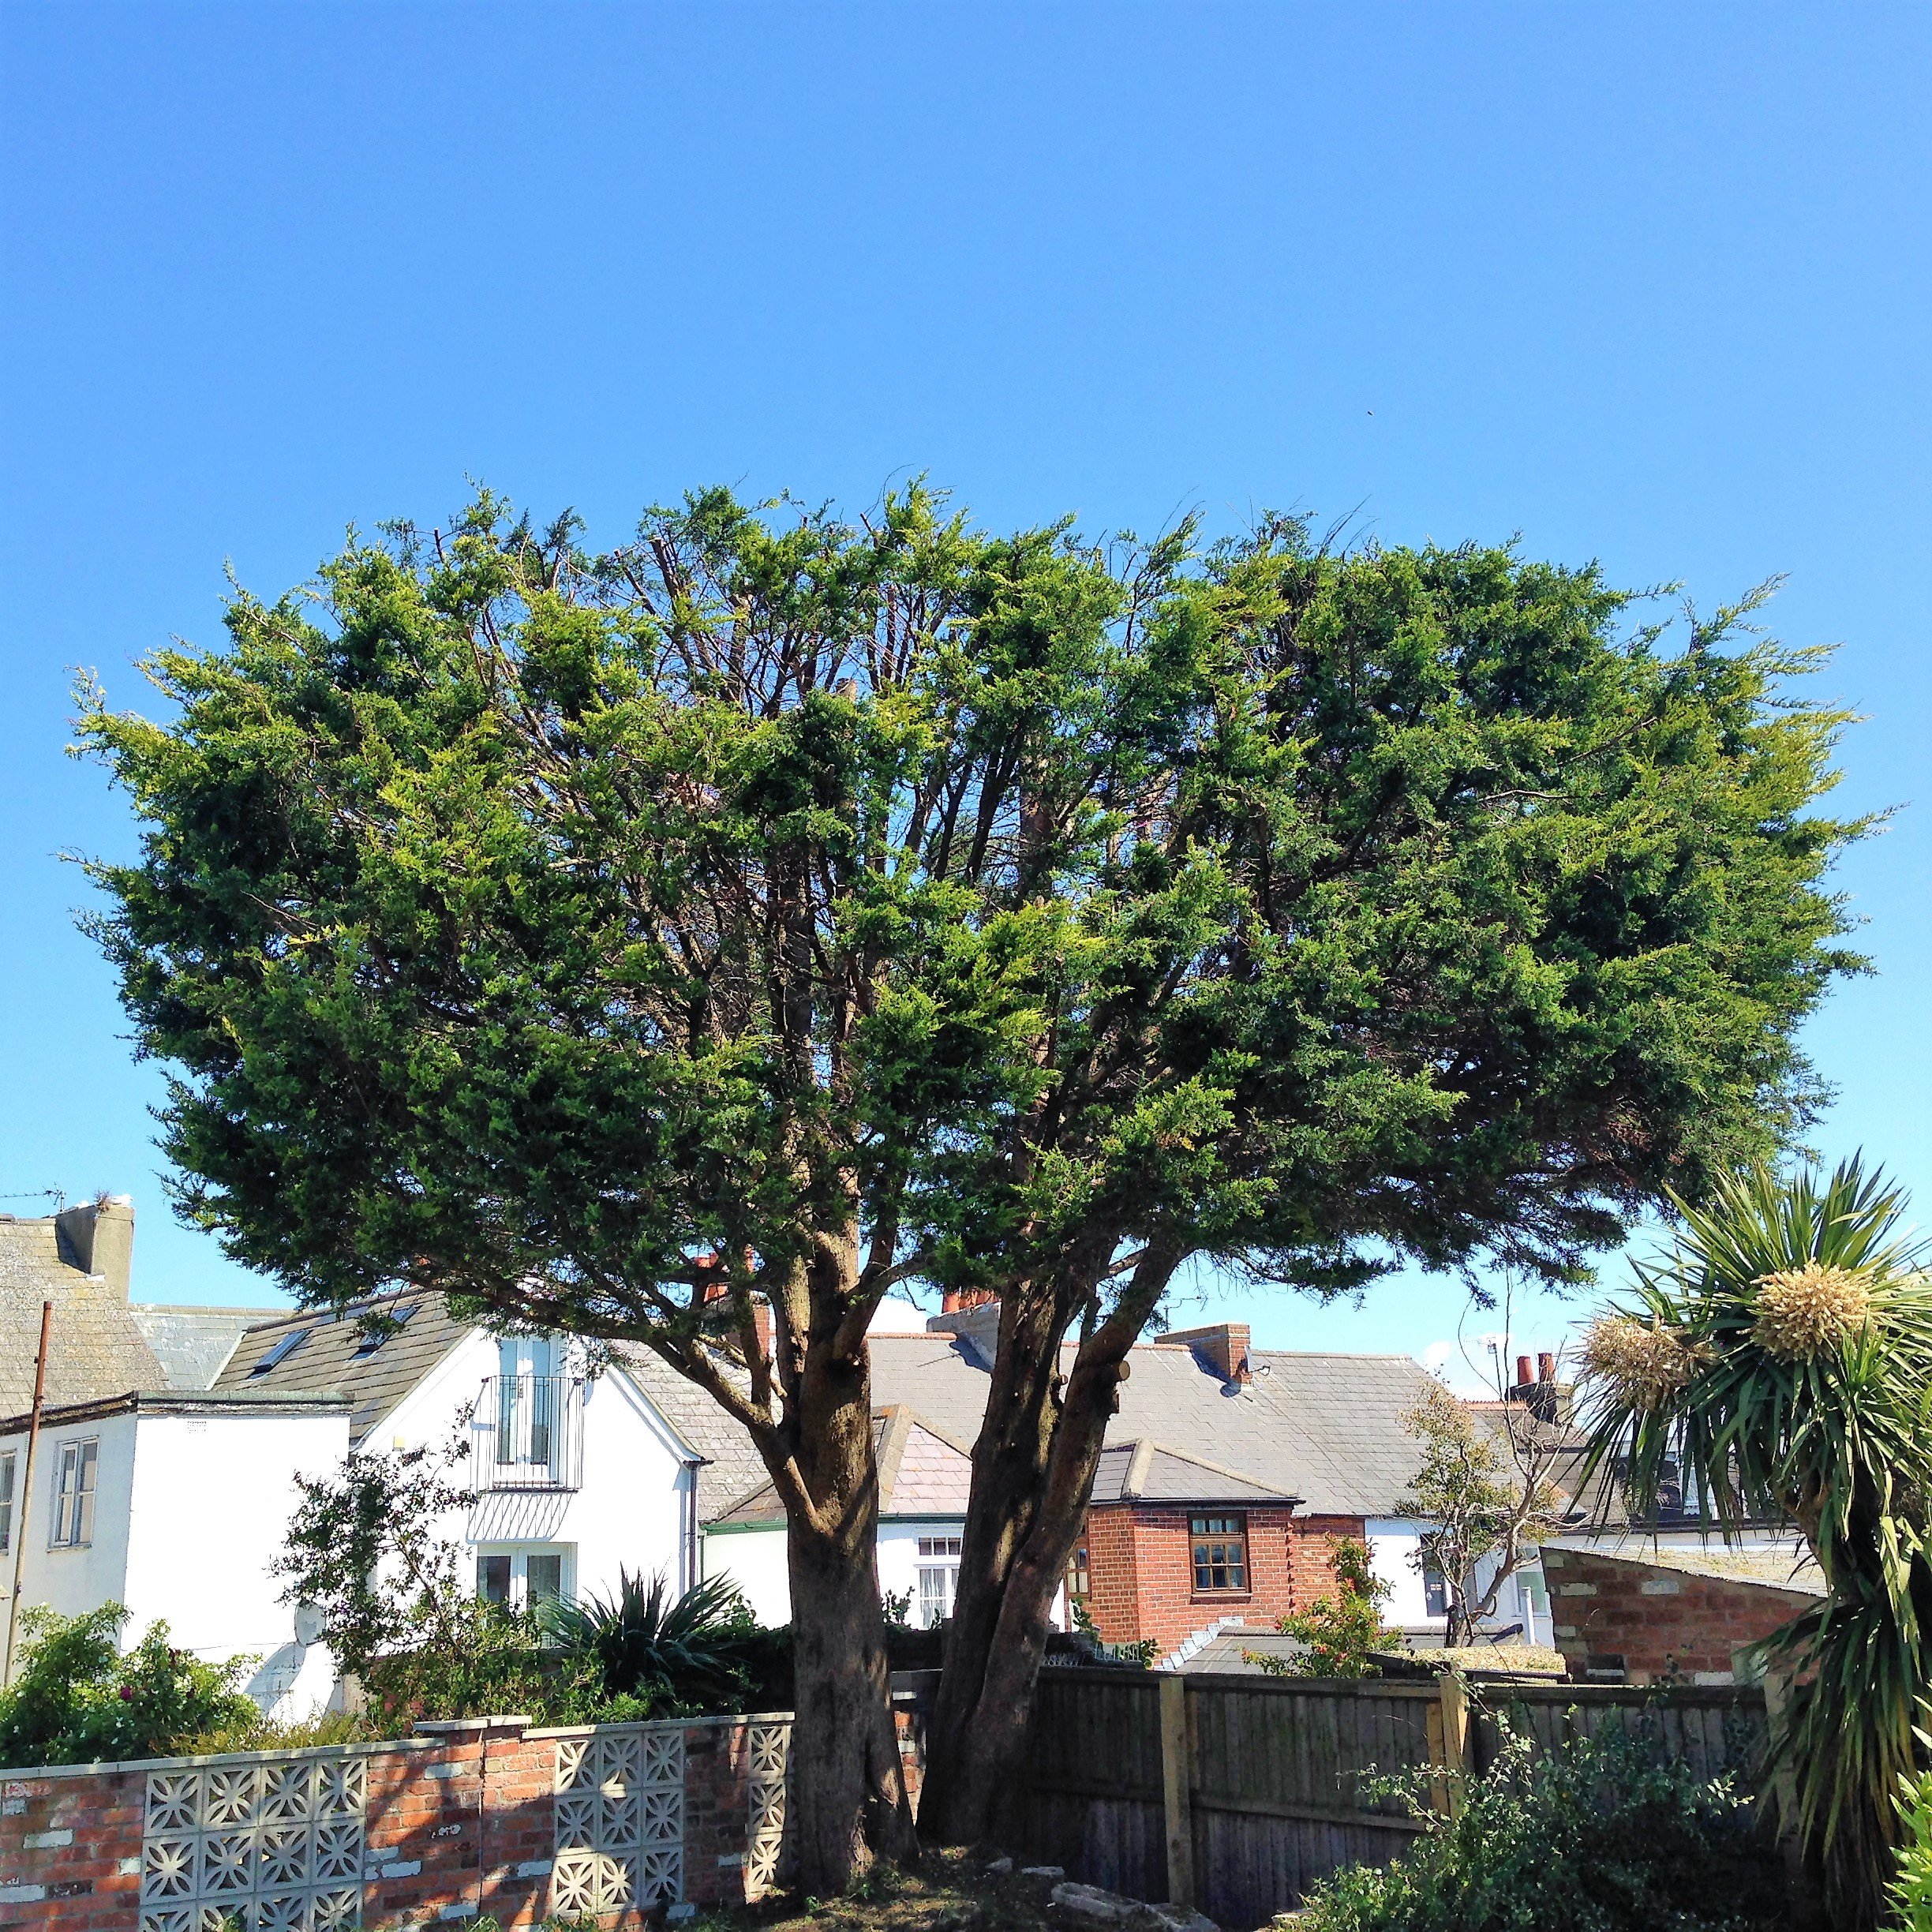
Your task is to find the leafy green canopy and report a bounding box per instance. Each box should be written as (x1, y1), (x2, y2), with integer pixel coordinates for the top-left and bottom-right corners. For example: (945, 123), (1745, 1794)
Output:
(76, 487), (1861, 1455)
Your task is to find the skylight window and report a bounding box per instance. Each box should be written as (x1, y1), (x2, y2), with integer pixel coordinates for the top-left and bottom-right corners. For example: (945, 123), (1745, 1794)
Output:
(249, 1329), (310, 1376)
(353, 1303), (417, 1357)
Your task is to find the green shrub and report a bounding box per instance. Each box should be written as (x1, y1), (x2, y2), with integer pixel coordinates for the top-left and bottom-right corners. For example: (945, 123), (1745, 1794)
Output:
(1290, 1713), (1790, 1932)
(1247, 1537), (1391, 1679)
(539, 1571), (755, 1713)
(1890, 1766), (1932, 1931)
(0, 1604), (262, 1769)
(364, 1597), (605, 1730)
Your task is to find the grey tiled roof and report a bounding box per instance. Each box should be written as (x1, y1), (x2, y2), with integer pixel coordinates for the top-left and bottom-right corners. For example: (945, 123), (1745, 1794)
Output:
(208, 1295), (473, 1445)
(0, 1214), (167, 1419)
(876, 1328), (1442, 1518)
(709, 1406), (972, 1526)
(1089, 1440), (1297, 1505)
(131, 1305), (288, 1391)
(608, 1345), (772, 1523)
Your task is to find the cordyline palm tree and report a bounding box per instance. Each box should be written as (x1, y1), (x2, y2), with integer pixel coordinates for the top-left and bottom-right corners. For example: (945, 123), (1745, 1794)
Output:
(1578, 1156), (1932, 1929)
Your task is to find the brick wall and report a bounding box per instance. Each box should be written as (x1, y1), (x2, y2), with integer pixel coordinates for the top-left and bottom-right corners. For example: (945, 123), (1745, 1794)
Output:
(1541, 1548), (1818, 1684)
(1080, 1503), (1366, 1658)
(0, 1705), (925, 1930)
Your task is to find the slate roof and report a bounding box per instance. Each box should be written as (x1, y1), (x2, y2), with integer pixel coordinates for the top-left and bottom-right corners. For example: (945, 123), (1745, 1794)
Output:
(607, 1345), (772, 1522)
(208, 1294), (472, 1445)
(871, 1329), (1442, 1518)
(710, 1406), (973, 1526)
(1089, 1440), (1298, 1506)
(0, 1212), (168, 1419)
(131, 1305), (287, 1391)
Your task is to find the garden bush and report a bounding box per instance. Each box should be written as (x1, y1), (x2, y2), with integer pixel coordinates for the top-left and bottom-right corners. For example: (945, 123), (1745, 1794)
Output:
(0, 1604), (262, 1769)
(540, 1571), (756, 1713)
(1289, 1713), (1791, 1932)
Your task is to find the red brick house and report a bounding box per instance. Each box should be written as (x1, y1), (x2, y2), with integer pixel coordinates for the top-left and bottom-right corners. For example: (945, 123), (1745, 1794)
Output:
(858, 1307), (1510, 1664)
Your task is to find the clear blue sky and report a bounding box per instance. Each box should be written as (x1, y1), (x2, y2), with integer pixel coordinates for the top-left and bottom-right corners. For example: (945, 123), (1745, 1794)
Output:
(2, 4), (1926, 1384)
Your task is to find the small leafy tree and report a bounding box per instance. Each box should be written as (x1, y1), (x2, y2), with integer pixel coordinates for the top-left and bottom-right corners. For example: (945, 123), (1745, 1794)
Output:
(275, 1444), (470, 1677)
(1249, 1536), (1394, 1679)
(1398, 1383), (1564, 1649)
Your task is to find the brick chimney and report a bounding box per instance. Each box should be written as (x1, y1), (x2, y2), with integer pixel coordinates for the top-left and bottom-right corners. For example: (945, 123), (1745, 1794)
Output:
(1507, 1346), (1572, 1425)
(55, 1195), (135, 1298)
(1155, 1321), (1251, 1387)
(941, 1286), (999, 1313)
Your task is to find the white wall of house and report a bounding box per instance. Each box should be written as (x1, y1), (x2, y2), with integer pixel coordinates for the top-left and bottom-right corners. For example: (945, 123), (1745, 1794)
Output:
(380, 1331), (701, 1618)
(122, 1411), (349, 1716)
(1365, 1516), (1550, 1646)
(0, 1407), (349, 1719)
(0, 1412), (140, 1652)
(702, 1524), (792, 1625)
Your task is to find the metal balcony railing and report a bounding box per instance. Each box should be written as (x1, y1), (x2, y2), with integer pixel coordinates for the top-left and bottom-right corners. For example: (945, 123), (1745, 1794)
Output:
(471, 1375), (585, 1492)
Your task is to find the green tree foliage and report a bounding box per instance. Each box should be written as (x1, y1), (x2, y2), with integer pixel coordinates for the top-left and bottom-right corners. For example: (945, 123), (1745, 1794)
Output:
(1395, 1384), (1564, 1649)
(74, 485), (1865, 1865)
(1578, 1156), (1932, 1929)
(274, 1443), (470, 1678)
(0, 1605), (261, 1769)
(1290, 1718), (1789, 1932)
(927, 543), (1866, 1834)
(1248, 1537), (1394, 1679)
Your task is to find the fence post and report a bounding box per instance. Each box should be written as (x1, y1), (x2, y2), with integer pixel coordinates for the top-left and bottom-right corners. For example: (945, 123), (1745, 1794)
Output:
(1433, 1669), (1473, 1818)
(1158, 1673), (1195, 1911)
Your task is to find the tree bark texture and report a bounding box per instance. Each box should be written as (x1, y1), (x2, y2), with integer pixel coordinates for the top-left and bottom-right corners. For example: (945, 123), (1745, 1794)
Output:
(920, 1251), (1174, 1844)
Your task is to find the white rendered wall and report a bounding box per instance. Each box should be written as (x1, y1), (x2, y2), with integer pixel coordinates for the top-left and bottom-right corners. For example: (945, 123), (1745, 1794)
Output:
(1365, 1519), (1432, 1626)
(877, 1519), (965, 1623)
(380, 1331), (697, 1612)
(702, 1525), (792, 1625)
(122, 1411), (350, 1717)
(0, 1412), (137, 1664)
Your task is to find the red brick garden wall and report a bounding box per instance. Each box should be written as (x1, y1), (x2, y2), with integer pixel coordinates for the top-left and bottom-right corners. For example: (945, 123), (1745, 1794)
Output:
(1, 1706), (922, 1930)
(1541, 1547), (1817, 1684)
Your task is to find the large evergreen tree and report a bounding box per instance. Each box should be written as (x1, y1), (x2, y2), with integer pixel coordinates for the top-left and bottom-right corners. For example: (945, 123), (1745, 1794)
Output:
(78, 489), (1861, 1875)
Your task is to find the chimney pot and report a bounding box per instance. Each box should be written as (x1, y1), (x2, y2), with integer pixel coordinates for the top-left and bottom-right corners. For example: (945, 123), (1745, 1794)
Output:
(1538, 1351), (1557, 1384)
(1515, 1354), (1534, 1388)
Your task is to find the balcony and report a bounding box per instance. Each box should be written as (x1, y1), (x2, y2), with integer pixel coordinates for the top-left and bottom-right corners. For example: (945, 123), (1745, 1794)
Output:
(471, 1375), (585, 1492)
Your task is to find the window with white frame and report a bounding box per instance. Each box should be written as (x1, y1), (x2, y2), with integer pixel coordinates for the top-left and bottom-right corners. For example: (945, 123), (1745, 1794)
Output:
(51, 1439), (99, 1548)
(477, 1544), (571, 1612)
(0, 1450), (14, 1554)
(916, 1534), (961, 1629)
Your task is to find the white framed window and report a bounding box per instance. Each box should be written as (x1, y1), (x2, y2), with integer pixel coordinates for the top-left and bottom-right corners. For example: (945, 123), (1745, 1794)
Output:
(916, 1535), (961, 1629)
(477, 1544), (572, 1612)
(51, 1439), (99, 1548)
(0, 1450), (14, 1554)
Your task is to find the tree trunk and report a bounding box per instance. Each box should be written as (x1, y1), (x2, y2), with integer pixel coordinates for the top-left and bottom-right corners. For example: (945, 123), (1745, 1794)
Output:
(785, 1515), (918, 1889)
(923, 1254), (1170, 1845)
(767, 1235), (919, 1893)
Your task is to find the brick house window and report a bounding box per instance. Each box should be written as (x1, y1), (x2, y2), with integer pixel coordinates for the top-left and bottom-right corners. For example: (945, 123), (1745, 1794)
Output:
(51, 1439), (99, 1548)
(1190, 1514), (1248, 1593)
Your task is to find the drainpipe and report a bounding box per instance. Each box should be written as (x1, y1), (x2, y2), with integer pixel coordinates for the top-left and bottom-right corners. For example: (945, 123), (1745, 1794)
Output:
(3, 1301), (52, 1686)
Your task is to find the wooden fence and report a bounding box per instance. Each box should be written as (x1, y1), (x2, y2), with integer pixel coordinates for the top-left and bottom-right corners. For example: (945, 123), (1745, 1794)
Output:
(1020, 1668), (1771, 1929)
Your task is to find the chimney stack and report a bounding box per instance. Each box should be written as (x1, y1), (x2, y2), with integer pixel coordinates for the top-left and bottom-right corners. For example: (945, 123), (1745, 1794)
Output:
(1507, 1346), (1573, 1426)
(941, 1286), (999, 1314)
(55, 1196), (135, 1299)
(1155, 1322), (1252, 1387)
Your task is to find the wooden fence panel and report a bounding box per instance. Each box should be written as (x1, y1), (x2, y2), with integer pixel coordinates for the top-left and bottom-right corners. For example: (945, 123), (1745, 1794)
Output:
(1022, 1668), (1770, 1930)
